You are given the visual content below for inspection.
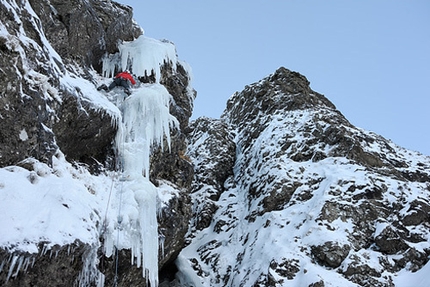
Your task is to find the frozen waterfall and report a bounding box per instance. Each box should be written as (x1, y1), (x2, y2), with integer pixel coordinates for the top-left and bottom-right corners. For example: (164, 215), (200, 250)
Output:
(102, 84), (178, 287)
(100, 35), (180, 286)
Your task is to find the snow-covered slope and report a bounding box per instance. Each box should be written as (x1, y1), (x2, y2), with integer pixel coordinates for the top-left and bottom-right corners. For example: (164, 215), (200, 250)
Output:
(181, 68), (430, 287)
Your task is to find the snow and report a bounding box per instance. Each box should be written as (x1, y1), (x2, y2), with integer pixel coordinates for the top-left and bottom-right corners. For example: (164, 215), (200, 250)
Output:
(18, 129), (28, 141)
(0, 158), (100, 253)
(60, 74), (121, 121)
(393, 261), (430, 287)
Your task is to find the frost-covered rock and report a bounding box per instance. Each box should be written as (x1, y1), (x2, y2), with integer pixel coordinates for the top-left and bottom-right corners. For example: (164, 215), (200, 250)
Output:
(179, 67), (430, 286)
(186, 117), (236, 231)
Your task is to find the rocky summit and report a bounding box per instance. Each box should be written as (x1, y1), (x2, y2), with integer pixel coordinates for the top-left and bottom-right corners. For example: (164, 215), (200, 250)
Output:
(183, 67), (430, 286)
(1, 1), (430, 287)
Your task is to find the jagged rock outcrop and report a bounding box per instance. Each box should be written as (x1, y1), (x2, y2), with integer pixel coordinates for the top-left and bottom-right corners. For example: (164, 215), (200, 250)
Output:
(180, 67), (430, 286)
(29, 0), (142, 70)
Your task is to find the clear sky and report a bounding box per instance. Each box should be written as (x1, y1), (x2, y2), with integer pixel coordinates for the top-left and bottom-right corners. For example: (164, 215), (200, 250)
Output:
(118, 0), (430, 156)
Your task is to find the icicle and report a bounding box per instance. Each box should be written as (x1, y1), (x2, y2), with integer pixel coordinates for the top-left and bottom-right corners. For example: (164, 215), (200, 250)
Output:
(118, 84), (178, 180)
(78, 245), (105, 287)
(6, 255), (19, 281)
(102, 35), (178, 83)
(12, 256), (23, 278)
(22, 257), (31, 272)
(159, 231), (166, 258)
(41, 244), (48, 256)
(99, 33), (180, 286)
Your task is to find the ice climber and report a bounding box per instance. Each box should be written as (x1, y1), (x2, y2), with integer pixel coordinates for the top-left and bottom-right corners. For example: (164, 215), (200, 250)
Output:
(98, 70), (136, 95)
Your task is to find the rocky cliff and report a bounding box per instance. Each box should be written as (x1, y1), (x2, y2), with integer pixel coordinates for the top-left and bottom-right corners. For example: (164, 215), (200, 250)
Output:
(1, 1), (430, 287)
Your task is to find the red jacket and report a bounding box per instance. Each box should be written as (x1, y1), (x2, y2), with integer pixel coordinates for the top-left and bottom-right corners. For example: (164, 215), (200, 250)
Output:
(115, 72), (136, 85)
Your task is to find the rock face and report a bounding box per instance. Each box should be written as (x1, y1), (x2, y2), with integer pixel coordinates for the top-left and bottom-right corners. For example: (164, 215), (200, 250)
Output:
(186, 117), (236, 231)
(0, 0), (58, 167)
(179, 67), (430, 286)
(30, 0), (142, 70)
(0, 0), (141, 168)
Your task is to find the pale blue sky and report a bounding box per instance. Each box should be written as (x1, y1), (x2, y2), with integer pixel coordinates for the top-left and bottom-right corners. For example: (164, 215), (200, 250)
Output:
(118, 1), (430, 156)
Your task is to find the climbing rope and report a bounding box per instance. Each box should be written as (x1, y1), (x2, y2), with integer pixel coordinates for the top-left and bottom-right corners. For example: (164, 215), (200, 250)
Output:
(113, 101), (127, 287)
(100, 98), (127, 287)
(113, 180), (123, 287)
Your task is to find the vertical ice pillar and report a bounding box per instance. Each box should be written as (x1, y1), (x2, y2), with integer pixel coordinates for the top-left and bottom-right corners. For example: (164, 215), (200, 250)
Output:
(114, 84), (178, 286)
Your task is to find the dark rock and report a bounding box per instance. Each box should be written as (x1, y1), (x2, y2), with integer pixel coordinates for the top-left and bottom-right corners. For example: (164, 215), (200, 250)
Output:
(391, 247), (429, 272)
(161, 61), (196, 131)
(0, 86), (57, 167)
(30, 0), (142, 71)
(269, 258), (301, 280)
(0, 1), (59, 167)
(402, 199), (430, 226)
(224, 67), (337, 131)
(374, 226), (409, 255)
(157, 185), (192, 268)
(0, 0), (141, 168)
(186, 117), (236, 231)
(187, 117), (236, 193)
(0, 0), (195, 284)
(146, 60), (196, 192)
(3, 0), (430, 283)
(99, 248), (149, 287)
(260, 180), (303, 213)
(182, 66), (430, 286)
(311, 241), (350, 268)
(342, 254), (381, 278)
(196, 199), (219, 230)
(308, 281), (325, 287)
(0, 241), (91, 287)
(52, 90), (117, 169)
(150, 129), (194, 189)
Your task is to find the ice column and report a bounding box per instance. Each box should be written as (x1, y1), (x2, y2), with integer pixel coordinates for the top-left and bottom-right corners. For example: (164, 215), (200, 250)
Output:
(113, 84), (178, 286)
